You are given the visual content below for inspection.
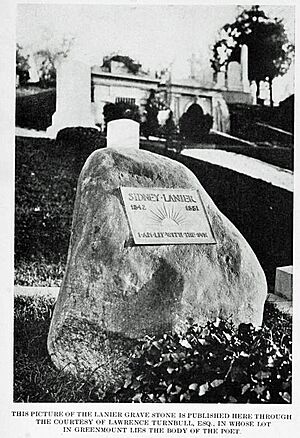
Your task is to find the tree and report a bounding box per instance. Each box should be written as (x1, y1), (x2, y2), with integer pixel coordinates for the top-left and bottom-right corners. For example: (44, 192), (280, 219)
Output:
(179, 104), (213, 141)
(141, 89), (159, 138)
(34, 36), (74, 87)
(211, 5), (294, 106)
(16, 37), (74, 88)
(16, 44), (30, 86)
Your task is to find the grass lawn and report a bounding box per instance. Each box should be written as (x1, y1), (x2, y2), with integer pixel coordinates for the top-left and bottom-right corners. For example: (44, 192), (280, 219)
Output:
(15, 133), (105, 286)
(14, 295), (103, 402)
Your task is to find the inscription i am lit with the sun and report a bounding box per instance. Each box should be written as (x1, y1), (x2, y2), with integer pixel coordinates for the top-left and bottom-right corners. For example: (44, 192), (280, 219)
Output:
(121, 187), (216, 245)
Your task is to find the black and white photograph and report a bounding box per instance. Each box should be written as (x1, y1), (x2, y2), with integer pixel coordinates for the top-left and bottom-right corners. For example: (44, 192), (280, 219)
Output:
(0, 1), (298, 437)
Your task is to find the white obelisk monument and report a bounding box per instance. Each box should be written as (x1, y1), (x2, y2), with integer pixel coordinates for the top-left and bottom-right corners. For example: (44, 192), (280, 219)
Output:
(46, 55), (96, 138)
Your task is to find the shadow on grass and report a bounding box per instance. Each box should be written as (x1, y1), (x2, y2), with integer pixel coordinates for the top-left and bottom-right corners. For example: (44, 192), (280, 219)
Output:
(14, 295), (104, 402)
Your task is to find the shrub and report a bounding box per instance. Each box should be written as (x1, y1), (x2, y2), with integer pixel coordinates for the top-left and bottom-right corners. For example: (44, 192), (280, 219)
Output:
(15, 88), (56, 130)
(105, 305), (292, 403)
(179, 104), (213, 141)
(141, 89), (159, 138)
(102, 102), (141, 132)
(55, 126), (105, 153)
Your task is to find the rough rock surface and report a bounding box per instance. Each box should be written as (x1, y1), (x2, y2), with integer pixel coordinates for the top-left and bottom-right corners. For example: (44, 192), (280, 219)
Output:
(48, 147), (267, 388)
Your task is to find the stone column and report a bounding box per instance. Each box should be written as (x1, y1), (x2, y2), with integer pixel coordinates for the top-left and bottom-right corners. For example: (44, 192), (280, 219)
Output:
(46, 57), (96, 138)
(241, 44), (250, 92)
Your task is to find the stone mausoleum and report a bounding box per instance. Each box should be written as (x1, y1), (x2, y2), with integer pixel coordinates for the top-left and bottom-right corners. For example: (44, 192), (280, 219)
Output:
(91, 45), (252, 133)
(46, 45), (252, 137)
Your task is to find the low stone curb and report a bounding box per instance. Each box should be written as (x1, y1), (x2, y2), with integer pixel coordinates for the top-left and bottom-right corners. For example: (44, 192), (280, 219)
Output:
(14, 286), (59, 299)
(14, 286), (292, 318)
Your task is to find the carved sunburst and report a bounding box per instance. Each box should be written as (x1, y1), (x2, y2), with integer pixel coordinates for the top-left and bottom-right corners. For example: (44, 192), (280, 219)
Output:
(148, 204), (186, 226)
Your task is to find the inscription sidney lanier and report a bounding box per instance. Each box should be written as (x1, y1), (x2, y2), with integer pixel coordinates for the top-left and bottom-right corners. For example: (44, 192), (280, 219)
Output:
(121, 187), (216, 245)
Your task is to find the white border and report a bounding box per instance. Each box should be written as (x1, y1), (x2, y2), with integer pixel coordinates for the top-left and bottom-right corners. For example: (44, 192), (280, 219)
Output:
(1, 1), (299, 437)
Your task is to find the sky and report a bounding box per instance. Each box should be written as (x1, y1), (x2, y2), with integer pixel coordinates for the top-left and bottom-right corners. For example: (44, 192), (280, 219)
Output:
(16, 3), (295, 101)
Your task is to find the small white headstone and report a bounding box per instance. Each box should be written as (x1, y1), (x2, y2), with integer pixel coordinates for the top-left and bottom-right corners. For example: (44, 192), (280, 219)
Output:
(227, 61), (242, 91)
(259, 80), (269, 102)
(107, 119), (140, 149)
(250, 81), (257, 105)
(216, 71), (226, 89)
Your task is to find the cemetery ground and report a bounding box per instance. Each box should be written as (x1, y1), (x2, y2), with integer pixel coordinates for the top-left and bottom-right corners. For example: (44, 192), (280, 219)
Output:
(14, 131), (292, 403)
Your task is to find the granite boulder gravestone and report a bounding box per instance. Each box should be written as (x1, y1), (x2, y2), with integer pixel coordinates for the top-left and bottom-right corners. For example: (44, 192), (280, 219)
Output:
(48, 147), (267, 390)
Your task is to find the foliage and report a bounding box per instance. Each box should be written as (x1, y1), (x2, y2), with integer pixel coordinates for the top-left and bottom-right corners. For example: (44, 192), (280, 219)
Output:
(16, 37), (74, 88)
(160, 110), (177, 139)
(106, 305), (292, 403)
(16, 44), (30, 85)
(141, 89), (160, 138)
(102, 54), (142, 75)
(34, 36), (74, 87)
(102, 101), (141, 131)
(14, 295), (292, 403)
(55, 126), (104, 154)
(179, 104), (213, 141)
(115, 101), (141, 123)
(211, 5), (294, 101)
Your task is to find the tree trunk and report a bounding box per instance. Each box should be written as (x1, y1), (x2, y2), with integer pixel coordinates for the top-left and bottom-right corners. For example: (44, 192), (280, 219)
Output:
(269, 78), (273, 108)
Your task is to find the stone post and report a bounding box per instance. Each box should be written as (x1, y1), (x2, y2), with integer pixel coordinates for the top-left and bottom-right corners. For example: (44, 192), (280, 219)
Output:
(227, 61), (242, 91)
(215, 71), (226, 89)
(241, 44), (250, 92)
(250, 81), (257, 105)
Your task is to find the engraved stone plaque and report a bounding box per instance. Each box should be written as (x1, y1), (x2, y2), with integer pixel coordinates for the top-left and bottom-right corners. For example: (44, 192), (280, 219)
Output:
(121, 187), (216, 245)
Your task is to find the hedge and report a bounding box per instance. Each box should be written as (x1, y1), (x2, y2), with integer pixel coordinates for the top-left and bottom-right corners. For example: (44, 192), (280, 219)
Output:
(16, 88), (56, 131)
